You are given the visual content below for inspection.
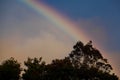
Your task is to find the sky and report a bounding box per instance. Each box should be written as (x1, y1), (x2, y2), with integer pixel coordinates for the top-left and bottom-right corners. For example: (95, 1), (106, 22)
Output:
(0, 0), (120, 77)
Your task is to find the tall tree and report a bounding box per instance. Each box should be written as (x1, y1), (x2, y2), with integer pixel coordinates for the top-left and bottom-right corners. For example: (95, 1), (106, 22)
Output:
(69, 41), (118, 80)
(0, 57), (21, 80)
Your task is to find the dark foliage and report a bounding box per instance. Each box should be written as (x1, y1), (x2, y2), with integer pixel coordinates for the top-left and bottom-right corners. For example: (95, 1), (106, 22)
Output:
(0, 41), (119, 80)
(0, 57), (21, 80)
(22, 57), (46, 80)
(68, 41), (118, 80)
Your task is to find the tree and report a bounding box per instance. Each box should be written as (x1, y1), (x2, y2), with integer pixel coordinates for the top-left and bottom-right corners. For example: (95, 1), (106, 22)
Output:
(68, 41), (118, 80)
(0, 41), (118, 80)
(0, 57), (21, 80)
(46, 57), (74, 80)
(22, 57), (46, 80)
(22, 41), (119, 80)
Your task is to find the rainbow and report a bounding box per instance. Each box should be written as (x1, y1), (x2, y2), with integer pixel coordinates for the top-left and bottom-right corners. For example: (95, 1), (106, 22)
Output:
(19, 0), (107, 58)
(19, 0), (90, 43)
(19, 0), (107, 59)
(19, 0), (119, 76)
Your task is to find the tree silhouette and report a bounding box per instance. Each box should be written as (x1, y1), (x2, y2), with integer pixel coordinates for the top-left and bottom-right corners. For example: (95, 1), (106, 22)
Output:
(0, 57), (21, 80)
(45, 57), (74, 80)
(21, 41), (118, 80)
(0, 41), (119, 80)
(68, 41), (118, 80)
(22, 57), (46, 80)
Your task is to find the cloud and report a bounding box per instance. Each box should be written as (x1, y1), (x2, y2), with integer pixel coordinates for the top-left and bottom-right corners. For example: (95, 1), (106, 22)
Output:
(0, 10), (74, 64)
(0, 1), (75, 64)
(0, 32), (73, 64)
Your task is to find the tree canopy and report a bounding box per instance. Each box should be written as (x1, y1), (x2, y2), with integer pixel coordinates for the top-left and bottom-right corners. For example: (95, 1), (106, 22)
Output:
(0, 57), (21, 80)
(22, 57), (46, 80)
(68, 41), (118, 80)
(0, 41), (119, 80)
